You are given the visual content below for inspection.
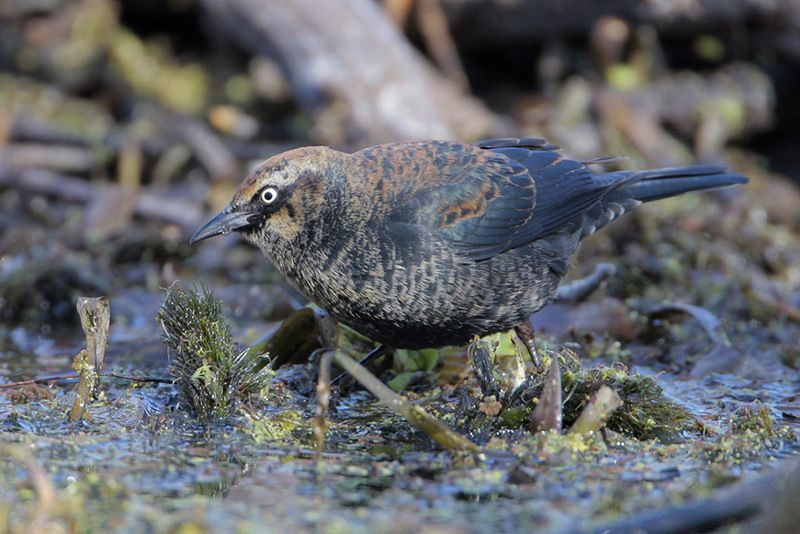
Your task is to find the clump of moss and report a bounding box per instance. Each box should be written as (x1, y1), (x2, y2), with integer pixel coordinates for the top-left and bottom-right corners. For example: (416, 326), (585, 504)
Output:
(560, 366), (694, 442)
(499, 349), (693, 442)
(730, 402), (773, 436)
(702, 427), (797, 466)
(157, 286), (273, 420)
(604, 374), (693, 441)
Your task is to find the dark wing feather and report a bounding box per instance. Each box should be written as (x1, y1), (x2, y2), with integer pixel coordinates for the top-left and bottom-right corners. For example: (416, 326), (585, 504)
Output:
(384, 146), (537, 261)
(380, 139), (628, 262)
(490, 146), (633, 249)
(476, 137), (561, 151)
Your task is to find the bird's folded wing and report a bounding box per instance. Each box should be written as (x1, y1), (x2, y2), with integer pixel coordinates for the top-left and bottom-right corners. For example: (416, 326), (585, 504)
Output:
(382, 141), (621, 262)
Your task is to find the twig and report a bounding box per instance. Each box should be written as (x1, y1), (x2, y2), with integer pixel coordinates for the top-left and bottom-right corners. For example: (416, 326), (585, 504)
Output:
(9, 114), (172, 156)
(0, 371), (173, 390)
(555, 263), (616, 303)
(0, 373), (79, 390)
(330, 350), (481, 451)
(416, 0), (470, 89)
(384, 0), (416, 26)
(105, 372), (173, 384)
(156, 112), (238, 182)
(315, 351), (333, 455)
(569, 385), (622, 436)
(0, 143), (96, 173)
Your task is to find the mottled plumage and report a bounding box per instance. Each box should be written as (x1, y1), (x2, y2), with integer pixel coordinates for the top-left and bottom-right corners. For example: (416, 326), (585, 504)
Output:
(192, 138), (747, 348)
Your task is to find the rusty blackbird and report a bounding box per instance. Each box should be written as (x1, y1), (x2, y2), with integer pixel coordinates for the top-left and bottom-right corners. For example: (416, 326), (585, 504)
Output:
(191, 138), (747, 349)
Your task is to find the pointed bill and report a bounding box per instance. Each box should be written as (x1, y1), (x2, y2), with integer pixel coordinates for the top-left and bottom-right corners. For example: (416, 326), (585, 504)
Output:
(190, 207), (255, 244)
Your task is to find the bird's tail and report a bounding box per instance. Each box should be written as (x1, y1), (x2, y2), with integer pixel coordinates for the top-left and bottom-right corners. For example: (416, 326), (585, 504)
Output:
(581, 165), (748, 238)
(614, 165), (748, 203)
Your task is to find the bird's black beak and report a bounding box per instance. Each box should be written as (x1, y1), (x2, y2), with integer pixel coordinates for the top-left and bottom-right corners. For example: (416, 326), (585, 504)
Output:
(190, 207), (255, 244)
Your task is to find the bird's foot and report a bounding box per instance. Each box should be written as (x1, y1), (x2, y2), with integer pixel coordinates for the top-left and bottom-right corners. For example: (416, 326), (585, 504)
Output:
(513, 321), (542, 367)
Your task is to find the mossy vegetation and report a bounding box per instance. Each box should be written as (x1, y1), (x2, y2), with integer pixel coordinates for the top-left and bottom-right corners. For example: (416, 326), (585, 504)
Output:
(562, 367), (694, 441)
(466, 343), (694, 442)
(157, 286), (273, 420)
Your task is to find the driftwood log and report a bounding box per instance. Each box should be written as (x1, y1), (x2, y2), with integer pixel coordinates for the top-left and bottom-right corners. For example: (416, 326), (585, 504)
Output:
(199, 0), (498, 147)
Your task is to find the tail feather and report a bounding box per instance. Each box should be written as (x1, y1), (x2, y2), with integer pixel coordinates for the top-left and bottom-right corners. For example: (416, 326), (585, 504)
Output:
(581, 165), (747, 238)
(620, 165), (748, 203)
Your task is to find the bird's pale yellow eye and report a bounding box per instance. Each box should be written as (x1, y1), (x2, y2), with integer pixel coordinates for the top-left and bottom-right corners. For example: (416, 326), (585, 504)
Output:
(260, 187), (279, 204)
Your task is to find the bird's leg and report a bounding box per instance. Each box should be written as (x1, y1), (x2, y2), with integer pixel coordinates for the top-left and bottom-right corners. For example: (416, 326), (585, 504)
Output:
(514, 320), (541, 367)
(331, 344), (387, 385)
(555, 262), (616, 304)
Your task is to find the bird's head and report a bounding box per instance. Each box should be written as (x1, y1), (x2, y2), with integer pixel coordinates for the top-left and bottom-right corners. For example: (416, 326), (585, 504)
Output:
(191, 146), (344, 247)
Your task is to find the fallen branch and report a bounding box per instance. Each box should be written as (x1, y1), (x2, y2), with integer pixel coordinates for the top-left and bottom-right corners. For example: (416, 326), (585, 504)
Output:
(322, 350), (481, 452)
(0, 143), (96, 173)
(0, 373), (79, 390)
(200, 0), (496, 145)
(0, 164), (204, 230)
(440, 0), (791, 45)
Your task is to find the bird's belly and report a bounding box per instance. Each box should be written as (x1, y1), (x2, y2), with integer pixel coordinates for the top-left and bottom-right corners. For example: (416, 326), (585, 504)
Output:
(284, 246), (561, 348)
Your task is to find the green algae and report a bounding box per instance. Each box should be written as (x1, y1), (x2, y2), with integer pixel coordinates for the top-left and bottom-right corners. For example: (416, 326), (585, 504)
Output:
(247, 409), (304, 443)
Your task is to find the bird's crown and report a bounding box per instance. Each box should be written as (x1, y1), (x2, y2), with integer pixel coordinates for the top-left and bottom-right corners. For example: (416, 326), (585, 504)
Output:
(233, 146), (335, 206)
